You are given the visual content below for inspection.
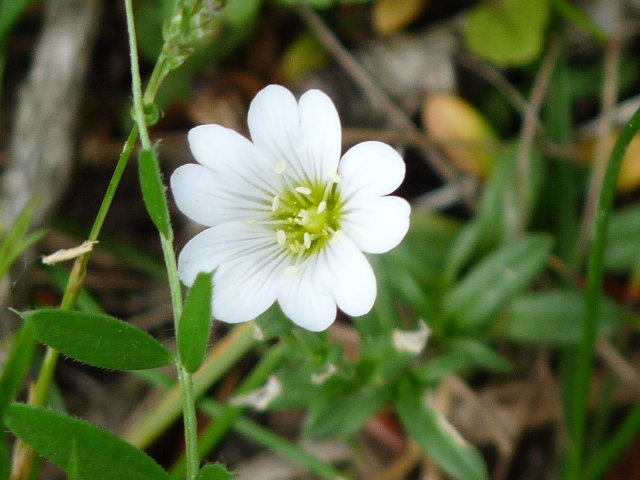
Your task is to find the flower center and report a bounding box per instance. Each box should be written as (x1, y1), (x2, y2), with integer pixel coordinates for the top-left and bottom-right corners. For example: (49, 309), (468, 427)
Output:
(271, 180), (342, 257)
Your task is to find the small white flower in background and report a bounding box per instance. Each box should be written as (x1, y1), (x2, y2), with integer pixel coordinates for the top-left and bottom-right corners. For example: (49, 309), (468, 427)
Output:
(171, 84), (410, 331)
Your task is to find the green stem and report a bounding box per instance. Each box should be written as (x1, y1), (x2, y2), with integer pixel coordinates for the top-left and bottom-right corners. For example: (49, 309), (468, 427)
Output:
(126, 1), (200, 477)
(566, 105), (640, 479)
(160, 235), (199, 480)
(160, 236), (181, 313)
(124, 0), (152, 151)
(176, 364), (199, 479)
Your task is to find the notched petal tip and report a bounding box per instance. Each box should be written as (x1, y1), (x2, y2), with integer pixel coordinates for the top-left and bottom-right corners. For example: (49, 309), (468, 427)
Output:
(343, 195), (411, 254)
(339, 141), (407, 198)
(278, 270), (337, 332)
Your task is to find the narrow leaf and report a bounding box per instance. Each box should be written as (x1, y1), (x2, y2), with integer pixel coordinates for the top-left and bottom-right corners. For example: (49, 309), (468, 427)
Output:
(24, 309), (173, 370)
(442, 234), (552, 330)
(396, 379), (488, 480)
(305, 380), (392, 440)
(605, 203), (640, 273)
(502, 289), (623, 346)
(0, 318), (37, 416)
(5, 403), (171, 480)
(178, 272), (213, 373)
(138, 147), (171, 238)
(197, 464), (233, 480)
(0, 197), (45, 279)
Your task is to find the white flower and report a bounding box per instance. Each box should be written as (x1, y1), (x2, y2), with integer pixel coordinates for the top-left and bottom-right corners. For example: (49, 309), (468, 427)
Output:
(171, 85), (410, 331)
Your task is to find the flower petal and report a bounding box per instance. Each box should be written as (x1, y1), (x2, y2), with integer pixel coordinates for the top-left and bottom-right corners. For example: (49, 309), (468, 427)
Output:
(322, 236), (377, 316)
(212, 249), (284, 323)
(187, 124), (278, 195)
(297, 89), (341, 183)
(247, 85), (299, 165)
(177, 222), (274, 286)
(171, 164), (270, 227)
(278, 259), (337, 331)
(338, 141), (406, 198)
(342, 195), (411, 254)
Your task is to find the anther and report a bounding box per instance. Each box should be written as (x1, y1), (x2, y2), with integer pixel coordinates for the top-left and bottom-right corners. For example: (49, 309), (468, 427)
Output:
(295, 186), (312, 195)
(303, 232), (312, 249)
(276, 230), (286, 245)
(330, 172), (341, 183)
(271, 195), (280, 212)
(273, 161), (287, 174)
(245, 217), (257, 225)
(317, 201), (327, 214)
(331, 230), (344, 244)
(284, 265), (300, 276)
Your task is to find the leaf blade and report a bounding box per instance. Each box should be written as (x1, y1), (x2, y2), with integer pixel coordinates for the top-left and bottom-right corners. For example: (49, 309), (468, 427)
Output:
(502, 289), (623, 346)
(138, 147), (172, 238)
(395, 378), (488, 480)
(197, 464), (233, 480)
(0, 318), (38, 417)
(442, 234), (553, 330)
(5, 403), (171, 480)
(24, 309), (173, 370)
(178, 272), (213, 373)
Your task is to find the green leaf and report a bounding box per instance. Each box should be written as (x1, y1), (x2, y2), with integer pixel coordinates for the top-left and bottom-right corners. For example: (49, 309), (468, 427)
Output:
(5, 403), (171, 480)
(444, 147), (517, 282)
(391, 211), (460, 285)
(23, 309), (173, 370)
(385, 262), (436, 321)
(138, 147), (172, 238)
(501, 289), (623, 346)
(442, 234), (552, 330)
(396, 378), (488, 480)
(254, 305), (293, 341)
(67, 439), (80, 480)
(0, 318), (38, 417)
(605, 203), (640, 273)
(464, 0), (550, 66)
(197, 464), (233, 480)
(305, 379), (392, 440)
(417, 337), (512, 385)
(444, 145), (544, 283)
(178, 272), (213, 373)
(0, 197), (45, 280)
